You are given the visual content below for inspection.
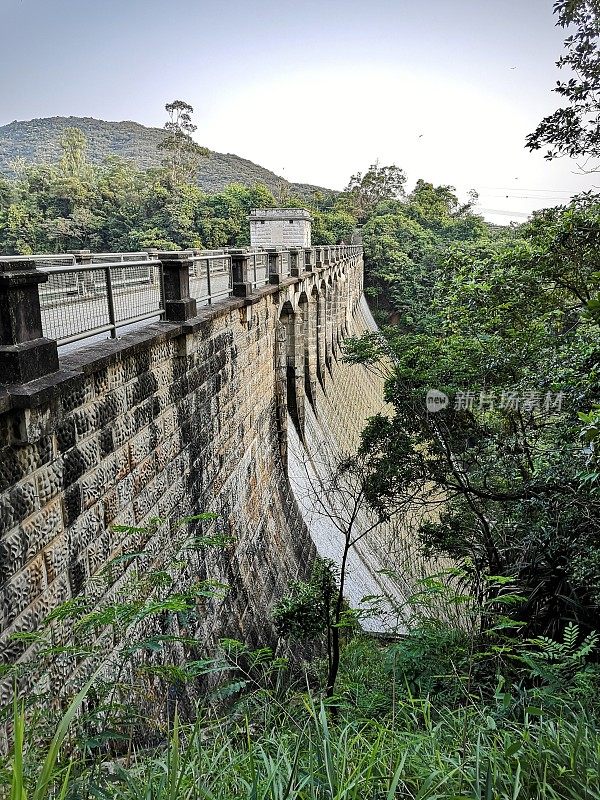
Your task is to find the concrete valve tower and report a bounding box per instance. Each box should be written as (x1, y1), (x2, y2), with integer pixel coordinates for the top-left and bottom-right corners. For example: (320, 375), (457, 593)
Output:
(249, 208), (312, 248)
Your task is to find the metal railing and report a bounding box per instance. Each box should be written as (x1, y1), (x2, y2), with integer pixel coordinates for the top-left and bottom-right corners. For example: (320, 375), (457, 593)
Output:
(38, 258), (164, 346)
(1, 245), (362, 350)
(90, 252), (153, 263)
(189, 252), (233, 306)
(248, 252), (269, 290)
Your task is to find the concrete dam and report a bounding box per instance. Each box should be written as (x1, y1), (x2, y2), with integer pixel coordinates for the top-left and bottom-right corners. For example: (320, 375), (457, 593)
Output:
(0, 235), (424, 700)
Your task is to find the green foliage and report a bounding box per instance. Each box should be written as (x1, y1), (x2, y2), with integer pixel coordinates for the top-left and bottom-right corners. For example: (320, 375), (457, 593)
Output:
(527, 0), (600, 163)
(0, 126), (359, 255)
(354, 194), (600, 641)
(272, 560), (338, 641)
(158, 100), (209, 187)
(310, 208), (356, 245)
(5, 630), (600, 800)
(522, 622), (599, 694)
(4, 523), (600, 800)
(343, 163), (406, 222)
(361, 181), (487, 330)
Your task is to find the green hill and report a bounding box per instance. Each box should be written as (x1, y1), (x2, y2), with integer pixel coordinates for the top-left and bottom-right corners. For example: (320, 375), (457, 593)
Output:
(0, 116), (332, 198)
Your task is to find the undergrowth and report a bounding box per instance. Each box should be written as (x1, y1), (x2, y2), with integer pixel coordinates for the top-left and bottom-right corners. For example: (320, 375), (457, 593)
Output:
(3, 628), (600, 800)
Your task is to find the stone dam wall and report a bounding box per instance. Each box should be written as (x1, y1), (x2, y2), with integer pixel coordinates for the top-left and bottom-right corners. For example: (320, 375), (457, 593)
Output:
(0, 246), (425, 702)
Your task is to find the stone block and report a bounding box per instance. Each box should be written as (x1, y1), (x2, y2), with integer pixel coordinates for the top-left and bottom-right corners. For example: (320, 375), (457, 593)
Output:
(102, 488), (119, 527)
(60, 378), (94, 414)
(98, 426), (114, 458)
(56, 416), (77, 453)
(80, 464), (107, 510)
(1, 555), (47, 628)
(112, 445), (131, 481)
(129, 429), (153, 469)
(21, 498), (63, 563)
(16, 405), (55, 444)
(85, 530), (110, 578)
(62, 437), (99, 489)
(132, 455), (157, 497)
(62, 482), (82, 527)
(35, 459), (63, 506)
(131, 399), (153, 434)
(42, 532), (69, 584)
(112, 415), (132, 449)
(72, 406), (98, 440)
(0, 338), (59, 385)
(8, 478), (40, 528)
(0, 450), (23, 494)
(67, 504), (104, 561)
(116, 473), (135, 511)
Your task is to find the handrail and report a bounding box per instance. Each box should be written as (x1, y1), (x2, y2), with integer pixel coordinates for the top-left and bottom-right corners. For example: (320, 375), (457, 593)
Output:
(37, 259), (164, 345)
(188, 252), (233, 306)
(39, 259), (160, 274)
(1, 245), (362, 350)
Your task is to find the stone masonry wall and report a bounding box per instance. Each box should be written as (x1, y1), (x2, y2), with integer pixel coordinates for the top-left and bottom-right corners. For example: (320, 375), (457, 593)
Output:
(0, 253), (362, 701)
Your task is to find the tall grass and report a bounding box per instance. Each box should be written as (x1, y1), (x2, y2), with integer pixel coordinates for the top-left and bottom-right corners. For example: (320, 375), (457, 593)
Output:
(4, 631), (600, 800)
(106, 700), (600, 799)
(8, 672), (96, 800)
(7, 693), (599, 800)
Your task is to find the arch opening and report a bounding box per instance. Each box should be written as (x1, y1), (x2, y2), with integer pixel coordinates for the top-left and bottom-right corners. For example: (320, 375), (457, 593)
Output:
(278, 301), (305, 440)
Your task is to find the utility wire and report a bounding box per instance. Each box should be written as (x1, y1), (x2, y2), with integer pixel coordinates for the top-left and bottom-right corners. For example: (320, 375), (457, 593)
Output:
(477, 208), (531, 217)
(474, 185), (581, 194)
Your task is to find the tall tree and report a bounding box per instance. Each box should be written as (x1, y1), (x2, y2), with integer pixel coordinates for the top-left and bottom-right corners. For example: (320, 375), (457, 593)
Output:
(527, 0), (600, 166)
(158, 100), (209, 186)
(58, 127), (91, 179)
(344, 163), (406, 222)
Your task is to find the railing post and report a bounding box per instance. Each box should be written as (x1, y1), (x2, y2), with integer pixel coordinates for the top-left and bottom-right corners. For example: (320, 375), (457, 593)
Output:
(205, 258), (213, 304)
(157, 252), (197, 321)
(267, 247), (283, 284)
(69, 249), (91, 264)
(304, 248), (315, 273)
(229, 250), (253, 297)
(0, 259), (59, 384)
(68, 249), (94, 296)
(323, 246), (330, 266)
(104, 267), (118, 338)
(288, 248), (302, 277)
(315, 247), (323, 270)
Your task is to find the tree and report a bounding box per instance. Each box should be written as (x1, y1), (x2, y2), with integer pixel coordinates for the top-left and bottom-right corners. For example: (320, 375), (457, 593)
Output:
(273, 435), (412, 698)
(158, 100), (209, 186)
(361, 182), (487, 329)
(58, 127), (91, 179)
(311, 208), (356, 245)
(343, 163), (406, 222)
(348, 198), (600, 639)
(527, 0), (600, 166)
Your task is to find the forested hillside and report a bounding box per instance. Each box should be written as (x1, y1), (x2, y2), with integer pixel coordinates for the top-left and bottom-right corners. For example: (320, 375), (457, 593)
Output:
(0, 124), (354, 254)
(0, 116), (329, 198)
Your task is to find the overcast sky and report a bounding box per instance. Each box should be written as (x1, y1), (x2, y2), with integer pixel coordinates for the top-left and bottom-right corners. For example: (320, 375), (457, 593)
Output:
(0, 0), (597, 223)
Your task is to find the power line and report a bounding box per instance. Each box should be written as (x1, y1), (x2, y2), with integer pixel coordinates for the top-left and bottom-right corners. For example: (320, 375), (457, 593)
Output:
(477, 207), (531, 218)
(482, 194), (575, 200)
(474, 185), (578, 194)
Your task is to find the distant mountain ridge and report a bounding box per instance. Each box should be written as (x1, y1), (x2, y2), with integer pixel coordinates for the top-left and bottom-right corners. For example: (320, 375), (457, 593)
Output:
(0, 116), (331, 198)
